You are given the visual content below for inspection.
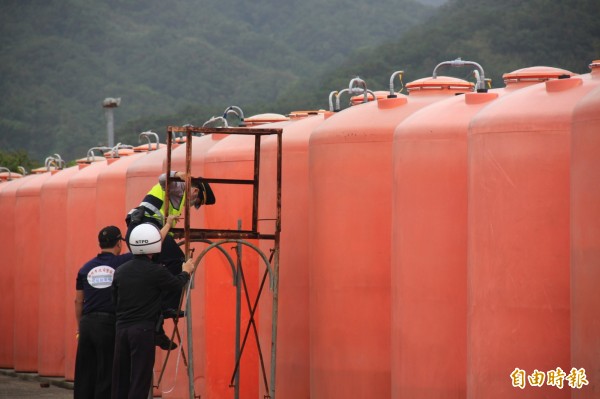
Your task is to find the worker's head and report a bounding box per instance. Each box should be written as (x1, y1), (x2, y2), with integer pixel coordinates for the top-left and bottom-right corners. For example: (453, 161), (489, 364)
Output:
(128, 223), (162, 255)
(191, 177), (216, 209)
(98, 226), (124, 252)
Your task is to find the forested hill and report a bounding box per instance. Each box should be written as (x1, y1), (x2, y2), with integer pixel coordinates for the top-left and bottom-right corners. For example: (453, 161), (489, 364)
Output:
(292, 0), (600, 109)
(0, 0), (435, 162)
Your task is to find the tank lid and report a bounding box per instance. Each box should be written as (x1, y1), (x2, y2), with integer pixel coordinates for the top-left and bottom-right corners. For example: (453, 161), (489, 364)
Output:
(244, 113), (289, 126)
(76, 155), (105, 164)
(503, 66), (577, 84)
(104, 148), (135, 158)
(0, 172), (23, 181)
(288, 110), (325, 119)
(31, 166), (55, 174)
(350, 90), (391, 105)
(406, 76), (473, 93)
(133, 143), (164, 152)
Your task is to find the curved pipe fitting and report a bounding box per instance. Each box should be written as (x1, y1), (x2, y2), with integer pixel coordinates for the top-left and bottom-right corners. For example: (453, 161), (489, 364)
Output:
(336, 88), (350, 111)
(86, 146), (112, 162)
(388, 70), (404, 98)
(0, 166), (11, 180)
(432, 58), (486, 91)
(203, 116), (228, 128)
(17, 166), (27, 176)
(139, 131), (160, 151)
(328, 90), (339, 112)
(223, 105), (245, 127)
(349, 77), (368, 102)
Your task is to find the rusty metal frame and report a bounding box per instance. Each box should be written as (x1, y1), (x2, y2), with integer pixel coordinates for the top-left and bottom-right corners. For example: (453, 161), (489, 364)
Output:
(162, 124), (282, 399)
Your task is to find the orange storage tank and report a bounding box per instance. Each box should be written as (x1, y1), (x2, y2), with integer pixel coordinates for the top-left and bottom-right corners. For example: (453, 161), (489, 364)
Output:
(467, 63), (600, 399)
(125, 135), (168, 212)
(307, 73), (472, 398)
(124, 136), (176, 399)
(38, 165), (80, 377)
(201, 115), (291, 399)
(64, 154), (109, 381)
(257, 110), (332, 399)
(0, 174), (31, 369)
(95, 147), (144, 235)
(159, 129), (230, 399)
(390, 65), (574, 398)
(570, 61), (600, 399)
(14, 169), (54, 372)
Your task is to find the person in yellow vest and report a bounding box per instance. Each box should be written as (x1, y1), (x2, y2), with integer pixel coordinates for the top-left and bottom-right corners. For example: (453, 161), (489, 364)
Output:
(125, 170), (215, 349)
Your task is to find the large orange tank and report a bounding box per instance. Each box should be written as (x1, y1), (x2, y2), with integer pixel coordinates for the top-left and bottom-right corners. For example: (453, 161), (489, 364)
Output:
(158, 132), (225, 399)
(201, 116), (291, 399)
(122, 136), (174, 399)
(125, 135), (168, 211)
(570, 61), (600, 399)
(307, 73), (472, 398)
(38, 165), (80, 377)
(390, 65), (574, 398)
(64, 155), (109, 381)
(257, 110), (332, 399)
(96, 148), (144, 235)
(467, 63), (600, 399)
(14, 169), (54, 372)
(0, 174), (31, 369)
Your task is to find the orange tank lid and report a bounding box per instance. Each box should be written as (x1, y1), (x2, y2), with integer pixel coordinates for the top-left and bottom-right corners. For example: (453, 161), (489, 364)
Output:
(104, 148), (135, 158)
(244, 113), (289, 126)
(31, 166), (57, 174)
(406, 75), (473, 94)
(350, 90), (391, 105)
(288, 110), (326, 120)
(503, 66), (577, 84)
(0, 172), (23, 181)
(133, 142), (165, 152)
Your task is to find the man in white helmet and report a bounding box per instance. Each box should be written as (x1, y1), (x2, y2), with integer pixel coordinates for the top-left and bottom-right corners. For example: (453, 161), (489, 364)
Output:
(111, 222), (195, 399)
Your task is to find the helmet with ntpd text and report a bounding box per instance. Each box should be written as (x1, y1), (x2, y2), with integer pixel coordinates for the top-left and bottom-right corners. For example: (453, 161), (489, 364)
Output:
(128, 223), (162, 255)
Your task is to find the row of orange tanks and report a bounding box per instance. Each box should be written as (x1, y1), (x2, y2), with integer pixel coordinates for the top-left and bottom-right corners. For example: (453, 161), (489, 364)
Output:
(1, 59), (599, 399)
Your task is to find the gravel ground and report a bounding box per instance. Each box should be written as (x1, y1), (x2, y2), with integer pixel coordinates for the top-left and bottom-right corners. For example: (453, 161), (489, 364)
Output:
(0, 370), (73, 398)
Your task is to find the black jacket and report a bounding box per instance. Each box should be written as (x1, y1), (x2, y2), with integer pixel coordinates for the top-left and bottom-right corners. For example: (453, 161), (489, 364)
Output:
(112, 255), (190, 328)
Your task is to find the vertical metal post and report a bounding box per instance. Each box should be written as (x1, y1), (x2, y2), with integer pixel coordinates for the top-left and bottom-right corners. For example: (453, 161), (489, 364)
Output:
(252, 134), (261, 232)
(185, 127), (195, 399)
(269, 130), (282, 399)
(234, 220), (242, 399)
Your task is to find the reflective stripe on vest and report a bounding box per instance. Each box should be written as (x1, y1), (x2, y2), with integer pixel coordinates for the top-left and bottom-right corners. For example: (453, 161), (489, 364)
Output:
(141, 183), (186, 227)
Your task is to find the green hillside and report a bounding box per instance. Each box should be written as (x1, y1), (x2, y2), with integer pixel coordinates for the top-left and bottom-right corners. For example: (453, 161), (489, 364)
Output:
(0, 0), (433, 162)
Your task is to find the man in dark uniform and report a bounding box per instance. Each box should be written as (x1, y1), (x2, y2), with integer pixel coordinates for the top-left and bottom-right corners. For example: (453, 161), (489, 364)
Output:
(111, 222), (196, 399)
(74, 226), (132, 399)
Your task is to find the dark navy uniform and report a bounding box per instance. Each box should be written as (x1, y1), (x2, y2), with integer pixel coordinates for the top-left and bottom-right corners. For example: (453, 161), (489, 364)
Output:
(111, 255), (190, 399)
(74, 251), (132, 399)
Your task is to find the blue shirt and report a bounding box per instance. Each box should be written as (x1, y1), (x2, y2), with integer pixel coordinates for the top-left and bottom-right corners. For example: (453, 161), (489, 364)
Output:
(76, 252), (133, 315)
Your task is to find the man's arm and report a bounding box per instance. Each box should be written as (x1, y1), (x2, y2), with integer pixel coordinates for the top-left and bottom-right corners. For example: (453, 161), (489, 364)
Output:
(74, 290), (84, 327)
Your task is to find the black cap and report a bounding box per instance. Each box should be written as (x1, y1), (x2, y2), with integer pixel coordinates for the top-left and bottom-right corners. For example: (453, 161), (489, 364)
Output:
(98, 225), (123, 248)
(191, 177), (216, 208)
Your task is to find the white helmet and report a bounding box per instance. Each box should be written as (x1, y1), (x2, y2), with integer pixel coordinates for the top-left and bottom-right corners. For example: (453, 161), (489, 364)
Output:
(129, 223), (162, 255)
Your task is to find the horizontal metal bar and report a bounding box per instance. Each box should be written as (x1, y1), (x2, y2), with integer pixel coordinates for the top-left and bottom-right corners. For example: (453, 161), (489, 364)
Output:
(171, 228), (276, 241)
(167, 126), (282, 136)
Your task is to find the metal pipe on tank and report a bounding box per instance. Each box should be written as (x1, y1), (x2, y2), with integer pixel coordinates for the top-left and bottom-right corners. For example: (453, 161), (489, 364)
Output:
(86, 146), (112, 162)
(17, 166), (27, 176)
(139, 131), (159, 151)
(433, 58), (486, 91)
(0, 167), (11, 181)
(223, 106), (245, 127)
(388, 70), (405, 98)
(328, 91), (339, 112)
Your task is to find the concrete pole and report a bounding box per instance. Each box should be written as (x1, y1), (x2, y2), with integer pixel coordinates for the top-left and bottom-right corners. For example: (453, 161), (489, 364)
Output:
(102, 97), (121, 147)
